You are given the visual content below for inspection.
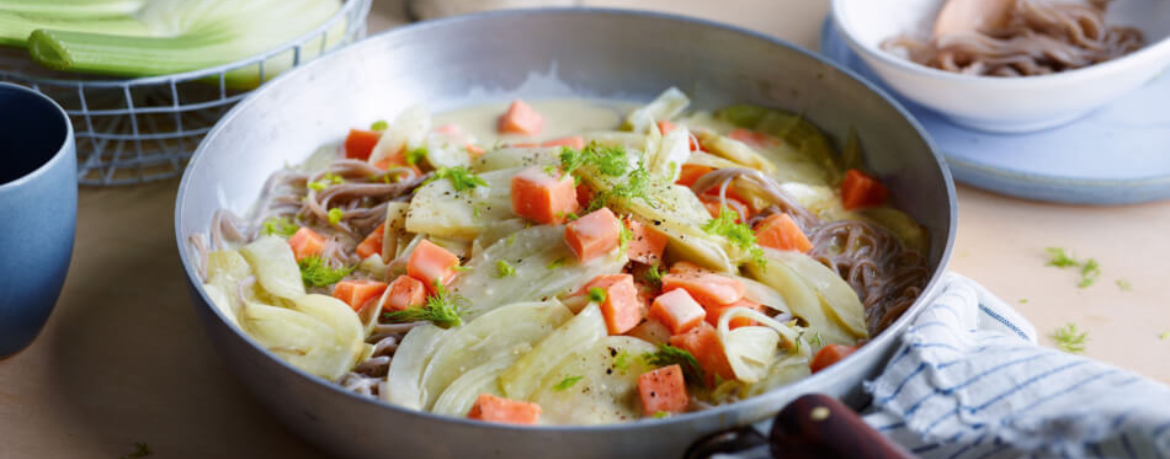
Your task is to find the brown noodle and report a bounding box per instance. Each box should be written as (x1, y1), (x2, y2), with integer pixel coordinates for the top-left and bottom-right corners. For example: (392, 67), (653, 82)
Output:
(883, 0), (1144, 76)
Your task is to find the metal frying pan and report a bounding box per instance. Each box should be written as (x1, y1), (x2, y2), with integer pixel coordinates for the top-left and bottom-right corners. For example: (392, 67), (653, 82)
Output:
(175, 8), (956, 458)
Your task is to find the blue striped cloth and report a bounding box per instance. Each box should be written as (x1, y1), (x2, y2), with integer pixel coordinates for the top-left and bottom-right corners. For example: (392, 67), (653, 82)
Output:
(862, 273), (1170, 459)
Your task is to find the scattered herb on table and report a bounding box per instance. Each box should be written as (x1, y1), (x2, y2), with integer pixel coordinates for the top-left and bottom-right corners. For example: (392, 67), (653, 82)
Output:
(1043, 247), (1103, 289)
(119, 442), (152, 459)
(1116, 279), (1133, 292)
(1051, 322), (1088, 354)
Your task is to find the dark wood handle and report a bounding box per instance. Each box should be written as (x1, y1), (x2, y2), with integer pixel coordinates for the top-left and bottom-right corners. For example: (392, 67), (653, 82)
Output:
(769, 394), (916, 459)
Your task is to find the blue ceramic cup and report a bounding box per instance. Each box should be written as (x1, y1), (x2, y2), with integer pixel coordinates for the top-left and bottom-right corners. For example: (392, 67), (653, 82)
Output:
(0, 83), (76, 358)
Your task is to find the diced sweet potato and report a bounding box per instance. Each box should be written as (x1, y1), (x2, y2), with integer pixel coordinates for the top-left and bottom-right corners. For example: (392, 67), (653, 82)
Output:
(669, 322), (734, 386)
(675, 164), (713, 188)
(511, 166), (579, 225)
(638, 364), (688, 415)
(625, 219), (668, 265)
(287, 227), (325, 262)
(705, 298), (763, 329)
(810, 344), (859, 374)
(498, 100), (544, 136)
(541, 135), (585, 150)
(754, 213), (812, 253)
(333, 280), (389, 312)
(384, 275), (427, 312)
(345, 129), (381, 160)
(356, 223), (386, 260)
(467, 394), (541, 425)
(669, 261), (711, 276)
(649, 289), (706, 334)
(581, 274), (643, 335)
(662, 272), (745, 308)
(406, 239), (461, 291)
(564, 208), (622, 263)
(841, 169), (889, 210)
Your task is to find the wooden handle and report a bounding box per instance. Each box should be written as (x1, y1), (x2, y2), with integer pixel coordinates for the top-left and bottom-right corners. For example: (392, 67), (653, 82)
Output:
(769, 394), (917, 459)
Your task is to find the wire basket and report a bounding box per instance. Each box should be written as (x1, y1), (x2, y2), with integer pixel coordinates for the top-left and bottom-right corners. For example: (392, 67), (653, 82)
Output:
(0, 0), (372, 186)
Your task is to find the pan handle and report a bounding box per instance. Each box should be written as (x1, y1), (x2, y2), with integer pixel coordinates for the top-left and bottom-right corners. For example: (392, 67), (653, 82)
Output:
(683, 394), (917, 459)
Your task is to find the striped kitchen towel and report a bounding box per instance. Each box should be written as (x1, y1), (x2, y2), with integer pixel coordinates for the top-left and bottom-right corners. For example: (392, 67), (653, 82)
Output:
(864, 273), (1170, 459)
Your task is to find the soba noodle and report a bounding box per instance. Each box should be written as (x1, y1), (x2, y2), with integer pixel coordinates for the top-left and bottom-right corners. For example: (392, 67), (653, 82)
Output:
(883, 0), (1145, 76)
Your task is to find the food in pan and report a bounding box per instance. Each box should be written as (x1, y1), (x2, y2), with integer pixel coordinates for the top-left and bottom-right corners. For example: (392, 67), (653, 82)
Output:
(189, 88), (930, 425)
(882, 0), (1145, 77)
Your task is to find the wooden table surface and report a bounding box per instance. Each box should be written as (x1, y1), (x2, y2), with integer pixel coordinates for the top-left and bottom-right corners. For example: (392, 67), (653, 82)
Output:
(2, 1), (1167, 458)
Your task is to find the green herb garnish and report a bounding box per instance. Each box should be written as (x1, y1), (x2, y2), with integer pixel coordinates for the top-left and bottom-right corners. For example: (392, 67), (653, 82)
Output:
(382, 282), (465, 328)
(370, 120), (389, 131)
(702, 206), (765, 266)
(1051, 323), (1088, 354)
(1078, 258), (1100, 288)
(588, 287), (607, 303)
(260, 216), (299, 237)
(405, 147), (428, 165)
(327, 208), (344, 225)
(643, 263), (664, 288)
(453, 265), (471, 272)
(588, 167), (658, 211)
(426, 166), (488, 192)
(613, 350), (632, 373)
(308, 172), (344, 191)
(559, 143), (629, 177)
(1159, 331), (1169, 341)
(1045, 247), (1078, 268)
(506, 233), (518, 247)
(642, 344), (705, 385)
(618, 220), (633, 251)
(653, 411), (671, 419)
(496, 260), (516, 278)
(553, 375), (583, 391)
(547, 256), (568, 270)
(1116, 278), (1132, 292)
(119, 442), (152, 459)
(298, 256), (354, 287)
(1019, 298), (1029, 304)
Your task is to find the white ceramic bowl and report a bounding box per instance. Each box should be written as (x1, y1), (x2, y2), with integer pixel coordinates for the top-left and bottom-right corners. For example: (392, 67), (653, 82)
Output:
(831, 0), (1170, 133)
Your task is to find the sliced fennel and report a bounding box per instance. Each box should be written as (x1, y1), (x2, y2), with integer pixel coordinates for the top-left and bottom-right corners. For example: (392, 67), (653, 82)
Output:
(239, 235), (305, 300)
(500, 303), (608, 400)
(385, 325), (449, 410)
(370, 105), (431, 167)
(767, 250), (867, 338)
(472, 147), (561, 173)
(623, 87), (689, 133)
(451, 225), (627, 319)
(203, 249), (254, 323)
(430, 348), (526, 417)
(746, 250), (868, 346)
(406, 168), (516, 240)
(715, 307), (799, 383)
(13, 0), (343, 88)
(239, 295), (362, 381)
(532, 336), (657, 425)
(419, 301), (573, 410)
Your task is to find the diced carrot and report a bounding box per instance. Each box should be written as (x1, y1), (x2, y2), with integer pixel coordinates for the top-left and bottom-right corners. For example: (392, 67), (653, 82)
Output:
(467, 394), (541, 425)
(581, 274), (644, 335)
(498, 100), (544, 136)
(510, 142), (539, 148)
(705, 298), (763, 329)
(675, 164), (713, 187)
(638, 364), (689, 415)
(753, 213), (812, 253)
(406, 239), (461, 291)
(624, 219), (668, 265)
(727, 128), (778, 148)
(658, 121), (700, 150)
(669, 322), (735, 385)
(700, 195), (752, 223)
(384, 275), (427, 312)
(575, 183), (594, 210)
(810, 344), (859, 374)
(345, 129), (381, 160)
(564, 208), (622, 263)
(333, 280), (389, 312)
(466, 143), (485, 157)
(372, 149), (423, 176)
(669, 261), (711, 276)
(649, 289), (706, 334)
(841, 169), (889, 210)
(356, 223), (386, 260)
(510, 166), (578, 225)
(662, 272), (745, 308)
(287, 227), (326, 262)
(541, 135), (585, 150)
